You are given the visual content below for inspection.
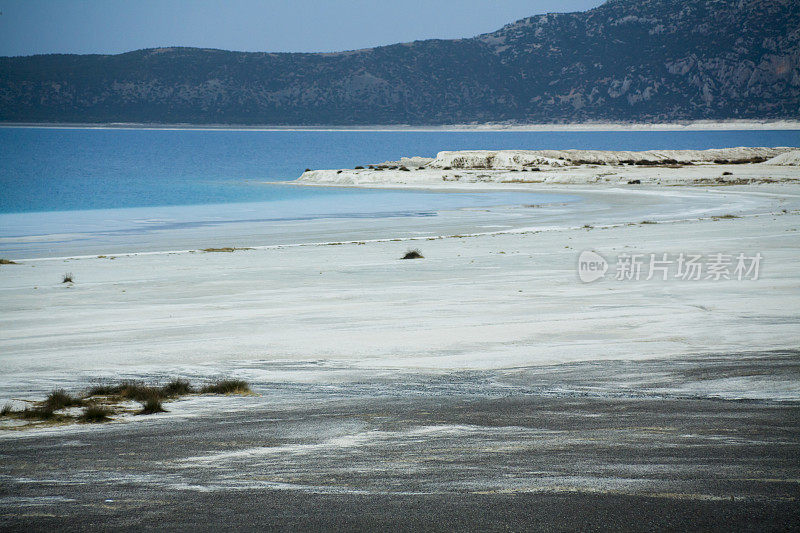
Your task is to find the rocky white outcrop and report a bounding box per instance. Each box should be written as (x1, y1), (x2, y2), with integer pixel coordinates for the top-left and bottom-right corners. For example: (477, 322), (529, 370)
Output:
(295, 147), (800, 187)
(428, 147), (793, 169)
(764, 150), (800, 165)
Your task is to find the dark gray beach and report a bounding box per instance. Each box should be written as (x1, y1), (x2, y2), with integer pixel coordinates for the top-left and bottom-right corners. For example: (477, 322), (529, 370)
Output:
(2, 351), (798, 531)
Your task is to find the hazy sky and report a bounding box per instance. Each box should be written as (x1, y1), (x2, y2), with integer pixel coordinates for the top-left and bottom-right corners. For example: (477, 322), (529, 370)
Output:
(0, 0), (605, 57)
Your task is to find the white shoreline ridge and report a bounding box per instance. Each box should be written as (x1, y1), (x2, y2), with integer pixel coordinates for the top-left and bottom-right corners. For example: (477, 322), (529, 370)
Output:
(2, 119), (800, 131)
(297, 147), (800, 186)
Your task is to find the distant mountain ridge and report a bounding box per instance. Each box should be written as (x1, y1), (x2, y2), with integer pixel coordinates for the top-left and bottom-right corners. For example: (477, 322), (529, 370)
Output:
(1, 0), (798, 125)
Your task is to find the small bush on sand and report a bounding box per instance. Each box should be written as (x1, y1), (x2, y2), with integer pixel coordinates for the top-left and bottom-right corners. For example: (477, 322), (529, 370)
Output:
(354, 166), (364, 169)
(89, 379), (196, 401)
(87, 381), (160, 402)
(80, 404), (112, 423)
(19, 406), (55, 420)
(44, 389), (84, 410)
(401, 249), (424, 260)
(162, 379), (194, 397)
(640, 220), (658, 225)
(62, 273), (74, 283)
(118, 382), (163, 402)
(200, 380), (251, 395)
(87, 383), (123, 396)
(0, 259), (18, 265)
(138, 397), (167, 415)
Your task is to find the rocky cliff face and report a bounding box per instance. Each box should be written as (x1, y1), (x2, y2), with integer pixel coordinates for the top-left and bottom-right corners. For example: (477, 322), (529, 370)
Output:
(1, 0), (797, 124)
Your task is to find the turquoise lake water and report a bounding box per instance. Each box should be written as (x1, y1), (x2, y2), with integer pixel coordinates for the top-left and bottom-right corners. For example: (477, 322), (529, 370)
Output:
(1, 127), (798, 214)
(0, 127), (798, 257)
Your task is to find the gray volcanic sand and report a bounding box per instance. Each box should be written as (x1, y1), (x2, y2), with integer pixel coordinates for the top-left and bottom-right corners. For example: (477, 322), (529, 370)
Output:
(1, 352), (798, 531)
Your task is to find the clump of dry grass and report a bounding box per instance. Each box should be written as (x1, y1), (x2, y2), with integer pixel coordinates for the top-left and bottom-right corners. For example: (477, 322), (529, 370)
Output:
(201, 247), (253, 253)
(1, 392), (85, 422)
(200, 380), (251, 395)
(116, 382), (162, 402)
(62, 272), (74, 283)
(87, 381), (160, 402)
(44, 389), (84, 410)
(80, 404), (112, 423)
(161, 379), (194, 397)
(86, 384), (121, 396)
(0, 258), (18, 265)
(18, 406), (55, 421)
(138, 397), (167, 415)
(401, 249), (424, 260)
(88, 377), (251, 399)
(5, 377), (253, 428)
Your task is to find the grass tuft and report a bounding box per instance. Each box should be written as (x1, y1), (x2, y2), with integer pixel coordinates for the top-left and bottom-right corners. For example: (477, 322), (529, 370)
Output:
(18, 406), (55, 420)
(200, 380), (251, 395)
(1, 403), (13, 416)
(44, 389), (84, 410)
(86, 383), (122, 396)
(401, 249), (424, 260)
(0, 258), (18, 265)
(87, 381), (160, 402)
(62, 272), (74, 283)
(202, 247), (252, 253)
(161, 379), (194, 397)
(80, 404), (112, 423)
(138, 397), (167, 415)
(118, 382), (163, 402)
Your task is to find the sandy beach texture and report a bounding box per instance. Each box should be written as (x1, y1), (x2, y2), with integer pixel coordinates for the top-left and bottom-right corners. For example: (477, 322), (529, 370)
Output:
(1, 163), (799, 529)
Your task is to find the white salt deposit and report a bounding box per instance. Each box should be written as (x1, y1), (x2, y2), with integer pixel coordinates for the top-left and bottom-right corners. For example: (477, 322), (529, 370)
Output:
(764, 150), (800, 165)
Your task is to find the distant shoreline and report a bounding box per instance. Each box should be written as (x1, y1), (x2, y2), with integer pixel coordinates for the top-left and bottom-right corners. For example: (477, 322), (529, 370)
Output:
(2, 120), (800, 132)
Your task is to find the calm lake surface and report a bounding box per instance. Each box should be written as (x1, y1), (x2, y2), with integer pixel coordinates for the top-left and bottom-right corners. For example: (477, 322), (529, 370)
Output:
(2, 127), (799, 214)
(0, 127), (798, 257)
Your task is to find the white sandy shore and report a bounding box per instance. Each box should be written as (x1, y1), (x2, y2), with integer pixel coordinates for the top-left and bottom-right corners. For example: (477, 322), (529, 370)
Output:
(2, 120), (800, 131)
(1, 182), (799, 405)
